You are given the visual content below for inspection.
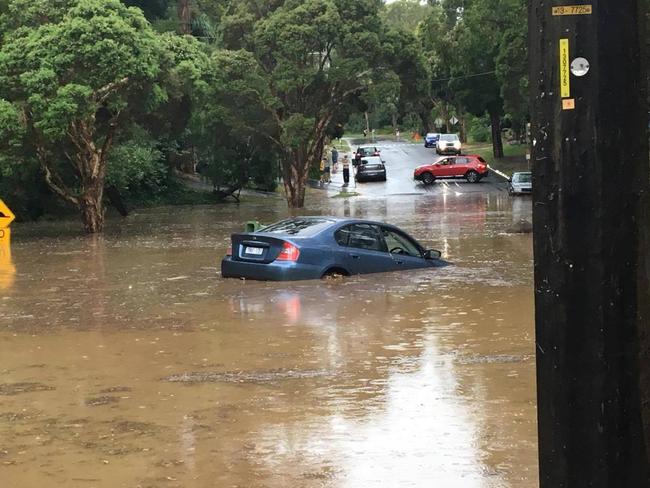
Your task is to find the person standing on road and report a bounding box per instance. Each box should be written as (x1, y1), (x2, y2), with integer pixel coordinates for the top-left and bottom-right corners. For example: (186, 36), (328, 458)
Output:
(331, 147), (339, 173)
(323, 157), (331, 184)
(342, 155), (350, 186)
(319, 158), (326, 187)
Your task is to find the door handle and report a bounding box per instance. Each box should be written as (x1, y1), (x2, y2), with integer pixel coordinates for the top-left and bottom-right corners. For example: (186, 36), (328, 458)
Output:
(351, 254), (360, 259)
(395, 260), (403, 265)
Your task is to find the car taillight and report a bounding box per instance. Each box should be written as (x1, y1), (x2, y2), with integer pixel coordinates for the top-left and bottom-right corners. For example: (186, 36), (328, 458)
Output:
(276, 242), (300, 262)
(226, 246), (232, 256)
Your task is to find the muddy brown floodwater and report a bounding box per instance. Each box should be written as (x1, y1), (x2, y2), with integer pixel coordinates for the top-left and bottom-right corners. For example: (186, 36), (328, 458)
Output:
(0, 191), (537, 487)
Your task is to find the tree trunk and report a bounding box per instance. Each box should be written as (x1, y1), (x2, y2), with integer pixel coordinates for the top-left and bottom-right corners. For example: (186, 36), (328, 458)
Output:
(178, 0), (191, 35)
(364, 111), (370, 136)
(282, 147), (310, 209)
(79, 190), (105, 234)
(490, 111), (504, 158)
(459, 111), (467, 143)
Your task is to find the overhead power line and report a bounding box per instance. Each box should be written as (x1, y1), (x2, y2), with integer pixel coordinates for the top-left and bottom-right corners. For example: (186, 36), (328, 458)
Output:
(431, 70), (497, 83)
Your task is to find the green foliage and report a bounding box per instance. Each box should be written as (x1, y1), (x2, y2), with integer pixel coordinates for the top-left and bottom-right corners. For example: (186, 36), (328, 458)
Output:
(468, 114), (491, 143)
(107, 126), (166, 192)
(381, 0), (431, 32)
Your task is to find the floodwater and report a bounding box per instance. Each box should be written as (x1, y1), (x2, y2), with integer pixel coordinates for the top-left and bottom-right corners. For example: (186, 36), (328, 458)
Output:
(0, 191), (537, 487)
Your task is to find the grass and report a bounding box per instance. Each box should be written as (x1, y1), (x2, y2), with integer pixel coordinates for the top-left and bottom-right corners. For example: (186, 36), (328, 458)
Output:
(332, 190), (360, 198)
(331, 139), (352, 153)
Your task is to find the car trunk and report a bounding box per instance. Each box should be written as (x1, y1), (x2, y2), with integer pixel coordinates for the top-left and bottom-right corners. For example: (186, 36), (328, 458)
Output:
(230, 233), (291, 264)
(361, 164), (383, 172)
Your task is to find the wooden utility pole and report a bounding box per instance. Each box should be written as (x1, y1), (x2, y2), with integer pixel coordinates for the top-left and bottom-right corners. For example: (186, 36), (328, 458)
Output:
(530, 1), (650, 486)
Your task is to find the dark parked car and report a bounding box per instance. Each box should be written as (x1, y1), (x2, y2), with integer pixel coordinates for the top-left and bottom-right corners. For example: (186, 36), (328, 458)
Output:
(221, 217), (447, 281)
(356, 156), (386, 182)
(354, 146), (380, 166)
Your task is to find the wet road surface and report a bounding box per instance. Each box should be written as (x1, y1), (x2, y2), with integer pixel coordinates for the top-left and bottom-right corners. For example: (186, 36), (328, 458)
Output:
(0, 143), (536, 487)
(329, 139), (508, 197)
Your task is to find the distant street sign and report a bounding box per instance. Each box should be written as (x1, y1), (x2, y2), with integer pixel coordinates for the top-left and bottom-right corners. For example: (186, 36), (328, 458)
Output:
(450, 116), (459, 125)
(434, 118), (444, 126)
(0, 200), (15, 230)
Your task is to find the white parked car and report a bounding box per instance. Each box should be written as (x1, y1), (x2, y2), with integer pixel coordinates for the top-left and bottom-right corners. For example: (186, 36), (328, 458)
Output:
(509, 171), (532, 195)
(436, 134), (462, 155)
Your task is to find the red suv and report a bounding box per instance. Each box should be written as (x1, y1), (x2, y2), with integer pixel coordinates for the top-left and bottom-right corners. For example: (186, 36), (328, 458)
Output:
(414, 155), (489, 184)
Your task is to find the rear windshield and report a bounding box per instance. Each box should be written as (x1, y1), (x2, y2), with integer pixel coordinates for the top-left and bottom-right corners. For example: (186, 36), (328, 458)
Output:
(259, 218), (334, 236)
(513, 173), (532, 183)
(440, 134), (459, 141)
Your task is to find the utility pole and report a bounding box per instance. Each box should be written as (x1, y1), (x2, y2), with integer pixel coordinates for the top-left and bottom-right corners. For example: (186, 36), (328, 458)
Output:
(529, 1), (650, 487)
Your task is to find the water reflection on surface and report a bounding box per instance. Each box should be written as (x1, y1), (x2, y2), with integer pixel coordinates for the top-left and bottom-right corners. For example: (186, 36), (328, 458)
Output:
(0, 192), (537, 487)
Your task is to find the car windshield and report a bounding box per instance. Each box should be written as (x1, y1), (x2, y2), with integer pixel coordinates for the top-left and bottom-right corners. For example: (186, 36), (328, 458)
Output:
(513, 173), (532, 183)
(440, 134), (459, 142)
(426, 133), (437, 138)
(260, 218), (334, 236)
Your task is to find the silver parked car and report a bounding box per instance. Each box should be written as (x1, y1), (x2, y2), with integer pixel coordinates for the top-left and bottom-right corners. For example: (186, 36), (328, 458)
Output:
(508, 171), (532, 195)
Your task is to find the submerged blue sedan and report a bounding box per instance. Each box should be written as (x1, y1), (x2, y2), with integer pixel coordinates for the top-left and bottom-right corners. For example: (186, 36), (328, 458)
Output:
(221, 217), (448, 281)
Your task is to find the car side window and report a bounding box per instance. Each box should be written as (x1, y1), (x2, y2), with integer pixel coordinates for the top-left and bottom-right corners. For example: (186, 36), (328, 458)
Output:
(441, 158), (453, 166)
(346, 224), (386, 252)
(456, 157), (468, 164)
(335, 227), (351, 246)
(381, 228), (422, 258)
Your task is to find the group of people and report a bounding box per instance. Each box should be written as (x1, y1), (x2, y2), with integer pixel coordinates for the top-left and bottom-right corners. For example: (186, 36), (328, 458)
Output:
(320, 146), (352, 187)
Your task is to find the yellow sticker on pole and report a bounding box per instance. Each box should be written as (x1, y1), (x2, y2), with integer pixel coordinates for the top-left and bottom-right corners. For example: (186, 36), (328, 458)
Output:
(552, 5), (592, 16)
(559, 39), (570, 98)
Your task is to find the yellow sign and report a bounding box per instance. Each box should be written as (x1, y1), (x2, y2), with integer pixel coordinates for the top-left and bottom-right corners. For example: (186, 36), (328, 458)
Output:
(562, 99), (576, 110)
(559, 39), (570, 98)
(0, 199), (15, 229)
(552, 5), (592, 16)
(0, 232), (15, 290)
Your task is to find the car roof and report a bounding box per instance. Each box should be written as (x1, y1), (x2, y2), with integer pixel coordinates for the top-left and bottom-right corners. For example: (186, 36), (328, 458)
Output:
(260, 216), (400, 228)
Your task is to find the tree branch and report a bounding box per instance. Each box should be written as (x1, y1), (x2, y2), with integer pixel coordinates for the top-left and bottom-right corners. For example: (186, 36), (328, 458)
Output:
(94, 77), (130, 103)
(36, 145), (80, 206)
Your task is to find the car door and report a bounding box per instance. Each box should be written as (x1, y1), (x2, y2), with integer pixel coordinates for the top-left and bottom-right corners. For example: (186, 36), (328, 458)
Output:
(335, 224), (394, 274)
(380, 227), (428, 271)
(453, 157), (469, 177)
(434, 157), (455, 177)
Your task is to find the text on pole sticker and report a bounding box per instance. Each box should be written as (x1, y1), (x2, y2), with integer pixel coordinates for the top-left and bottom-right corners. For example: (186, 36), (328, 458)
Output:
(562, 99), (575, 110)
(559, 39), (570, 98)
(552, 5), (592, 15)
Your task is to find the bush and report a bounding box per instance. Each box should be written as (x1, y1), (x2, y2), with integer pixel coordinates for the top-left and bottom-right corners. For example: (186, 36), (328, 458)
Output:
(107, 127), (167, 195)
(468, 115), (491, 143)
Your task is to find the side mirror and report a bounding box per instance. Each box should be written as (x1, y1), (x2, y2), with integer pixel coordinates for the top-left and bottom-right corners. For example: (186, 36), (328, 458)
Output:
(508, 177), (512, 182)
(424, 249), (442, 260)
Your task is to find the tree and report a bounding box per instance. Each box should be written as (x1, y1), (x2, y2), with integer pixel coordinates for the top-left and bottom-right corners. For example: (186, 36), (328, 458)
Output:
(251, 0), (385, 208)
(381, 0), (431, 32)
(0, 0), (162, 232)
(189, 49), (280, 194)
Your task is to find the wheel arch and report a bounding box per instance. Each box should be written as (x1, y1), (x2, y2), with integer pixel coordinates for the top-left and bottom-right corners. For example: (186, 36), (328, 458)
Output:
(321, 266), (350, 278)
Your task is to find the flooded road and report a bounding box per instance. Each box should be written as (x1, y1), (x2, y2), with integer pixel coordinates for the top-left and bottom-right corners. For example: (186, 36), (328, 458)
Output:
(0, 188), (537, 487)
